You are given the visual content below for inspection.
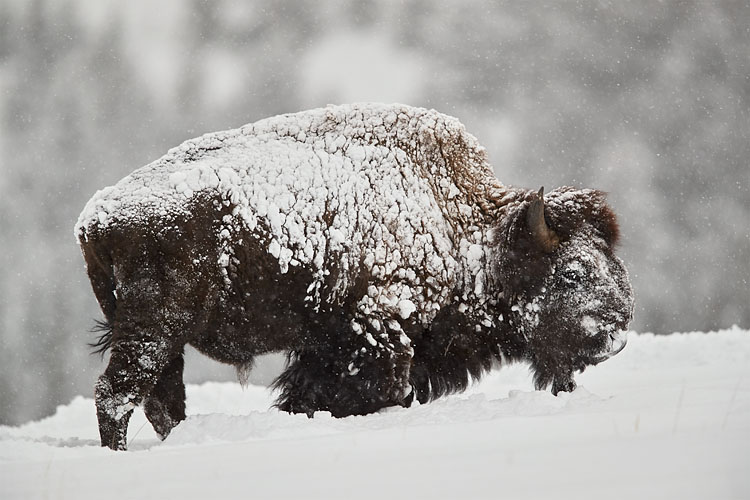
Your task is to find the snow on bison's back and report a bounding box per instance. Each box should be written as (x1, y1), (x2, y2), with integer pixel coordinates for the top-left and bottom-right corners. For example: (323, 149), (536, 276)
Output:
(75, 103), (634, 450)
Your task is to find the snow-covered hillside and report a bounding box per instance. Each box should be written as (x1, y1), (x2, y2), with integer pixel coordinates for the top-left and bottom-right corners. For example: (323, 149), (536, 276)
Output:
(2, 328), (748, 499)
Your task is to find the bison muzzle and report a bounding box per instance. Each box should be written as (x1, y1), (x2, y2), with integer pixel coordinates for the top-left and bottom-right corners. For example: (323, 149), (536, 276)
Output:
(76, 103), (634, 450)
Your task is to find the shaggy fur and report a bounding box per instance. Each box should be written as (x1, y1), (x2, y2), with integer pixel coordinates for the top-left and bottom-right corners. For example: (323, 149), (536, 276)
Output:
(76, 104), (634, 450)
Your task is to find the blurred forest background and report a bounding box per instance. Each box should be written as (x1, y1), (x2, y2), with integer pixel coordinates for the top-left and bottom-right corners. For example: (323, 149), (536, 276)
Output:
(1, 0), (748, 426)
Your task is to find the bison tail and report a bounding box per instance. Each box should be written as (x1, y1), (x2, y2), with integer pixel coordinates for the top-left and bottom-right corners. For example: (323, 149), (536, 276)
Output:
(79, 236), (118, 356)
(89, 319), (114, 357)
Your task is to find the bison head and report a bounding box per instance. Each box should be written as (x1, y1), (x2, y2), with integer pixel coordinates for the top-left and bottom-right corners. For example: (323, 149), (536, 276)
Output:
(496, 187), (634, 395)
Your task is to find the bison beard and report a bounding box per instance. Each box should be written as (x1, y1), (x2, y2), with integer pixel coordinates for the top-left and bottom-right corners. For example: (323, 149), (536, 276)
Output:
(75, 103), (634, 450)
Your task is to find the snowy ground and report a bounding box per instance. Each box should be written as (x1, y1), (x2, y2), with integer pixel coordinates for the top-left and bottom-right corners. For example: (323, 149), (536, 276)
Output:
(1, 328), (748, 499)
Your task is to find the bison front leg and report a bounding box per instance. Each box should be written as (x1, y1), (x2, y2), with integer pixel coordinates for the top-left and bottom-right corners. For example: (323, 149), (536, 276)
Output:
(550, 374), (577, 395)
(275, 315), (413, 417)
(529, 353), (578, 396)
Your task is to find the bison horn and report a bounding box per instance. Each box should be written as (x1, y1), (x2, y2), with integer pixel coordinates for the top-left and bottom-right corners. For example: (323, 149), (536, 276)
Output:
(527, 187), (560, 253)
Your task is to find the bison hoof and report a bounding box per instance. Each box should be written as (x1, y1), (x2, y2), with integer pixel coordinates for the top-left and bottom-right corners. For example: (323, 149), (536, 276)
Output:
(551, 377), (577, 396)
(98, 418), (129, 450)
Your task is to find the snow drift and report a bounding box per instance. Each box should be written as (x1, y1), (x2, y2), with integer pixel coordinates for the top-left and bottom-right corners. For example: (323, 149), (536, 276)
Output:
(1, 328), (748, 499)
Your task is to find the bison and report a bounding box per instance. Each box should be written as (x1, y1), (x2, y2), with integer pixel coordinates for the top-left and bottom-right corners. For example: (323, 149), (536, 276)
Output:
(76, 103), (634, 450)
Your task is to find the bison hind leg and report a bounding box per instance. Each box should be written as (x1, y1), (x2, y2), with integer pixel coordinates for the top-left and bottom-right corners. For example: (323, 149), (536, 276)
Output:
(143, 353), (186, 440)
(96, 338), (177, 450)
(95, 374), (133, 451)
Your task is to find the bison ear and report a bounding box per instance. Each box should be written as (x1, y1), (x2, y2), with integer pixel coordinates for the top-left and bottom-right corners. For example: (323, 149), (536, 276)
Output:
(527, 187), (560, 253)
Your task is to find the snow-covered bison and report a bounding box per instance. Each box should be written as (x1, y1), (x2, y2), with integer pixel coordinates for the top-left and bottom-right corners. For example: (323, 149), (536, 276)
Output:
(76, 103), (634, 450)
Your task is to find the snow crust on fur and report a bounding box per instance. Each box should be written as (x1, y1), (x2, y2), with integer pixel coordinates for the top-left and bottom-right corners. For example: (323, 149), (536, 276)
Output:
(76, 103), (517, 325)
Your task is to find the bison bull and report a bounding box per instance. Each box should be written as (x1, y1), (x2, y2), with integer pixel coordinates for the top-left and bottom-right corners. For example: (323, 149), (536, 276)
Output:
(76, 103), (634, 450)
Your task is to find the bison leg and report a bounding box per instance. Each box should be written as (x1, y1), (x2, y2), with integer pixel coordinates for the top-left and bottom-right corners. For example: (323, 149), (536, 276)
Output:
(144, 352), (186, 440)
(95, 372), (132, 451)
(95, 264), (216, 450)
(95, 335), (176, 450)
(551, 376), (577, 396)
(530, 353), (577, 396)
(275, 315), (413, 417)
